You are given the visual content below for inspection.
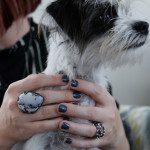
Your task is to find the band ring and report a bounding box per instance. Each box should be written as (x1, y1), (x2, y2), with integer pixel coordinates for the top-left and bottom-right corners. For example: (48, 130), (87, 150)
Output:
(17, 92), (44, 114)
(93, 122), (105, 139)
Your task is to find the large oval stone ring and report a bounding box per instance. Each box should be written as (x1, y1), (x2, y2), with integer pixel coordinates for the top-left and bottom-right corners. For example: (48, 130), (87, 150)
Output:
(93, 122), (106, 139)
(17, 92), (44, 114)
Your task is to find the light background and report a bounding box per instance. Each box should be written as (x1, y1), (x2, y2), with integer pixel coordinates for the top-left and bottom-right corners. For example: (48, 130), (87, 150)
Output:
(108, 0), (150, 106)
(32, 0), (150, 106)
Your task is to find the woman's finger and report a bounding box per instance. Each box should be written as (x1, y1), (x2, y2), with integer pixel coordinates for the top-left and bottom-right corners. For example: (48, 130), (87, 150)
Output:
(59, 121), (96, 138)
(16, 89), (81, 121)
(57, 103), (108, 122)
(28, 117), (63, 134)
(25, 105), (60, 121)
(38, 90), (81, 105)
(69, 79), (114, 106)
(64, 137), (106, 148)
(8, 74), (69, 95)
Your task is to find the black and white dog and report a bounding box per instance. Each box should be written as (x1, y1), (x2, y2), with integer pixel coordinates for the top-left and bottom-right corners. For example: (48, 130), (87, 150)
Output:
(12, 0), (149, 149)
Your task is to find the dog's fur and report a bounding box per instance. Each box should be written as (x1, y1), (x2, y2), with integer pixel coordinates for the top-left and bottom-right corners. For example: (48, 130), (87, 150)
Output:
(12, 0), (149, 150)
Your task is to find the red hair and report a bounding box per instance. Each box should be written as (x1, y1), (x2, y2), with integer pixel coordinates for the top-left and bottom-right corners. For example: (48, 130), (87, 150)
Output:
(0, 0), (41, 35)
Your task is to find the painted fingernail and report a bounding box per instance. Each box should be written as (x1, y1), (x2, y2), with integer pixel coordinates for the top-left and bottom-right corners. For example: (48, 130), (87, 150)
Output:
(38, 72), (45, 74)
(61, 122), (70, 130)
(58, 71), (65, 74)
(73, 91), (81, 99)
(72, 102), (79, 105)
(71, 80), (78, 87)
(59, 104), (67, 113)
(62, 75), (69, 83)
(65, 138), (72, 144)
(63, 116), (70, 121)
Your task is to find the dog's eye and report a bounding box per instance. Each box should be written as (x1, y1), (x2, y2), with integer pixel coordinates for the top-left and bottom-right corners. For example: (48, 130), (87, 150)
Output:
(99, 16), (103, 21)
(105, 13), (111, 20)
(98, 12), (111, 23)
(104, 12), (111, 22)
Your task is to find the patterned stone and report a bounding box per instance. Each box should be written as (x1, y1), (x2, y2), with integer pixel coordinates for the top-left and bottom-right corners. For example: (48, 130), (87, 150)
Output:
(18, 92), (44, 114)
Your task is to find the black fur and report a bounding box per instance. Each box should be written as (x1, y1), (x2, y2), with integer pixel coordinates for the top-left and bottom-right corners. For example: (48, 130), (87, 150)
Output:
(46, 0), (118, 45)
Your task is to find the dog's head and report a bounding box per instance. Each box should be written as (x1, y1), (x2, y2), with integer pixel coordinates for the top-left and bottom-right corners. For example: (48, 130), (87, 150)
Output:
(46, 0), (149, 66)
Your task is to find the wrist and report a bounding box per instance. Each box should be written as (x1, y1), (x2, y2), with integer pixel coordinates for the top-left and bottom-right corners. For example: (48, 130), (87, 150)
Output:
(101, 131), (130, 150)
(112, 134), (130, 150)
(0, 129), (16, 150)
(0, 138), (16, 150)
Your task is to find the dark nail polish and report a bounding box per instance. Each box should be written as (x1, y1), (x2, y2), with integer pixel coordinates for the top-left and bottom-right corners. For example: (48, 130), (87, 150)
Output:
(62, 75), (69, 83)
(71, 80), (78, 87)
(73, 91), (81, 99)
(59, 105), (67, 113)
(61, 122), (70, 130)
(63, 116), (70, 121)
(72, 102), (79, 105)
(58, 71), (65, 74)
(38, 72), (45, 74)
(65, 138), (72, 144)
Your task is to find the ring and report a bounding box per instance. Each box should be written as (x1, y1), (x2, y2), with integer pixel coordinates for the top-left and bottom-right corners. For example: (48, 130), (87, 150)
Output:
(17, 92), (44, 114)
(93, 122), (105, 139)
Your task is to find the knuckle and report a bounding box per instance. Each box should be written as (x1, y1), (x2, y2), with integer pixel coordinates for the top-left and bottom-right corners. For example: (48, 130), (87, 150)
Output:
(6, 83), (17, 94)
(27, 74), (39, 83)
(92, 84), (102, 97)
(87, 126), (95, 137)
(108, 112), (116, 122)
(26, 74), (44, 87)
(109, 96), (116, 106)
(87, 108), (98, 119)
(7, 100), (17, 110)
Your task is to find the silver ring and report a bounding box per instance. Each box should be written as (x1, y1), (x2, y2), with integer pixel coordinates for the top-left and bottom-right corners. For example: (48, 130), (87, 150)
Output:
(93, 122), (105, 139)
(18, 92), (44, 114)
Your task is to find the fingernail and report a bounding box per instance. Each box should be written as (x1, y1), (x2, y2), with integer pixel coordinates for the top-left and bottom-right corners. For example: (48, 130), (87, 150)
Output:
(59, 104), (67, 113)
(61, 122), (70, 130)
(72, 102), (78, 105)
(63, 116), (70, 121)
(71, 80), (78, 87)
(58, 71), (65, 74)
(65, 138), (72, 144)
(73, 91), (81, 99)
(62, 75), (69, 83)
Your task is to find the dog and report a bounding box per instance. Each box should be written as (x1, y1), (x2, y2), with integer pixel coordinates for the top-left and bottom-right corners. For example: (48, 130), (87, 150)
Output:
(12, 0), (149, 149)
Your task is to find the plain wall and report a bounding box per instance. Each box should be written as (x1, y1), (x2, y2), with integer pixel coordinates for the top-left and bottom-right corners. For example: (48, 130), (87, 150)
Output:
(108, 0), (150, 106)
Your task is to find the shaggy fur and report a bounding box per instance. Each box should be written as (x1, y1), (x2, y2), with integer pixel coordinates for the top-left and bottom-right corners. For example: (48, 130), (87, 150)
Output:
(12, 0), (149, 150)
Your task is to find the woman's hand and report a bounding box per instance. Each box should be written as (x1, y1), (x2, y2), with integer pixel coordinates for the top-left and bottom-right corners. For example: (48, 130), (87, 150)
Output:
(0, 74), (80, 150)
(57, 79), (130, 150)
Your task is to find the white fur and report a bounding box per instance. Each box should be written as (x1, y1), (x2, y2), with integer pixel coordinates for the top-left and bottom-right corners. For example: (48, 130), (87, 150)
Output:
(12, 0), (149, 149)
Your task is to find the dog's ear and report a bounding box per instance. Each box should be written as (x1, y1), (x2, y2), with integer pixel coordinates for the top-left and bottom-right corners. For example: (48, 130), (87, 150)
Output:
(46, 0), (81, 41)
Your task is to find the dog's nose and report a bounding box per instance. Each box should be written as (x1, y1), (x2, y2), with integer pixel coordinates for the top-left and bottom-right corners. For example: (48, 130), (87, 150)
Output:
(132, 21), (149, 35)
